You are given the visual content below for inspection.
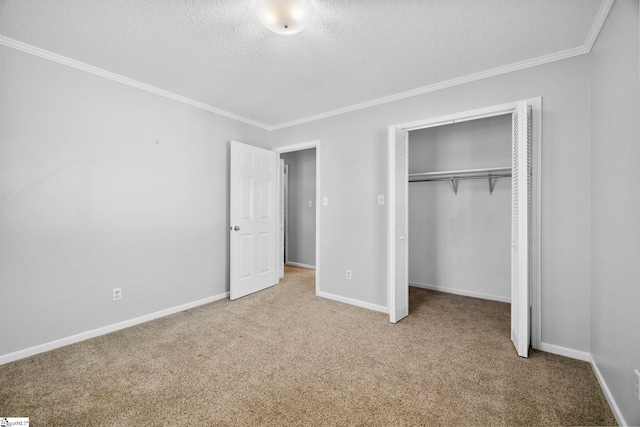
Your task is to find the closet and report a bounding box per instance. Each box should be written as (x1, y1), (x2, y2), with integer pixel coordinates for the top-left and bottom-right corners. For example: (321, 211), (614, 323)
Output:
(407, 114), (512, 303)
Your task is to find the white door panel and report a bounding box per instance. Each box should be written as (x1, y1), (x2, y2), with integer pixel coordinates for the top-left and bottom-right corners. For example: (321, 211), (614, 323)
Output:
(230, 141), (277, 300)
(511, 102), (531, 358)
(389, 127), (409, 323)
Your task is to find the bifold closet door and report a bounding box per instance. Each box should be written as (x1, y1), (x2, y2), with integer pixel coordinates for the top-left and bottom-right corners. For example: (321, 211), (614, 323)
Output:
(511, 102), (531, 358)
(388, 127), (409, 323)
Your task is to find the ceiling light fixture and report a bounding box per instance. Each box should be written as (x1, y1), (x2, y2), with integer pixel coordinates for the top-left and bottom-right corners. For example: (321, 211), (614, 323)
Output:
(256, 0), (315, 35)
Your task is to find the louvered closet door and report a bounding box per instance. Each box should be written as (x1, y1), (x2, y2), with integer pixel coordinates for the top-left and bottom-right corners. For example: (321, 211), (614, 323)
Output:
(389, 127), (409, 323)
(511, 103), (531, 357)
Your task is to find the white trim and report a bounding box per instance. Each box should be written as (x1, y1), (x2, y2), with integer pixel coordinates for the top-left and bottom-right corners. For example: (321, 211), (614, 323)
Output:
(278, 159), (286, 280)
(0, 292), (229, 365)
(317, 291), (388, 314)
(0, 36), (269, 131)
(535, 344), (627, 426)
(409, 282), (511, 303)
(272, 141), (318, 153)
(286, 262), (316, 270)
(270, 48), (589, 130)
(584, 0), (615, 51)
(396, 101), (519, 131)
(590, 355), (628, 427)
(272, 141), (321, 297)
(538, 342), (590, 362)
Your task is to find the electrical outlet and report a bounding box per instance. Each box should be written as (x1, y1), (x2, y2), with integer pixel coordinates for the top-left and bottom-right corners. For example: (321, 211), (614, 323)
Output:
(346, 269), (352, 280)
(113, 287), (122, 301)
(308, 200), (313, 207)
(634, 369), (640, 401)
(322, 197), (328, 206)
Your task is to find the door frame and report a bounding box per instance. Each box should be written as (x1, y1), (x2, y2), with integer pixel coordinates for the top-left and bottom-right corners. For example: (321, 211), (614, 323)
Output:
(278, 159), (289, 279)
(387, 98), (542, 350)
(283, 163), (289, 264)
(272, 140), (321, 296)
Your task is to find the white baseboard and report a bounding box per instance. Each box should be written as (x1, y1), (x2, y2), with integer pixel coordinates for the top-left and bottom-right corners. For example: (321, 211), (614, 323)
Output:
(286, 262), (316, 270)
(539, 345), (625, 425)
(409, 281), (511, 303)
(0, 289), (627, 425)
(590, 355), (627, 427)
(317, 291), (388, 314)
(538, 342), (590, 362)
(0, 292), (229, 366)
(528, 343), (625, 424)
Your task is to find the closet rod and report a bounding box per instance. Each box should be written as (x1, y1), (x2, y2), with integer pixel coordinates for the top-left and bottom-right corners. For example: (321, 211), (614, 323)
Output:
(408, 166), (511, 183)
(409, 167), (512, 195)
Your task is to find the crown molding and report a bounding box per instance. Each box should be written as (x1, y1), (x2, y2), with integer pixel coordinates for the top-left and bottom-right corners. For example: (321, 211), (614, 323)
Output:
(269, 0), (615, 130)
(0, 36), (271, 130)
(1, 0), (615, 133)
(584, 0), (615, 51)
(270, 45), (594, 130)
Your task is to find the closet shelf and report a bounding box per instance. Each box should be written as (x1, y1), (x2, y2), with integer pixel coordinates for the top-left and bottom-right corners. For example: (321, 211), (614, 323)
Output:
(409, 166), (512, 195)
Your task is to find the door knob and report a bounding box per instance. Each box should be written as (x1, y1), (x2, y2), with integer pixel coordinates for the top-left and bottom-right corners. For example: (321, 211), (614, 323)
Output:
(233, 226), (240, 231)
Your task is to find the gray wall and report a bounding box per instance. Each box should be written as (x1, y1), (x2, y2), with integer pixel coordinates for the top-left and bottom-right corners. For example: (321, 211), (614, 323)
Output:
(281, 149), (316, 267)
(271, 54), (592, 352)
(590, 0), (640, 424)
(0, 45), (270, 356)
(408, 115), (512, 301)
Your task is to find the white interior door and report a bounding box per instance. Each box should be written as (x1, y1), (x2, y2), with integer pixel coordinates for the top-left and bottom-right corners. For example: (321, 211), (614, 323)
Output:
(388, 127), (409, 323)
(511, 102), (531, 357)
(230, 141), (277, 300)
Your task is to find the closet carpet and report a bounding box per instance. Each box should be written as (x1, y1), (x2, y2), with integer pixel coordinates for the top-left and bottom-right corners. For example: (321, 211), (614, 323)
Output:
(0, 266), (615, 426)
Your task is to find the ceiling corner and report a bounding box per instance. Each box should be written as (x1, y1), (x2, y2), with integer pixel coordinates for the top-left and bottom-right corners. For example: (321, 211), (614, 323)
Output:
(584, 0), (615, 51)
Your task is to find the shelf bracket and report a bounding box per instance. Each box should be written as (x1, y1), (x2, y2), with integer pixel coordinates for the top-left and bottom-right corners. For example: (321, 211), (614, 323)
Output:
(450, 178), (458, 195)
(488, 176), (496, 195)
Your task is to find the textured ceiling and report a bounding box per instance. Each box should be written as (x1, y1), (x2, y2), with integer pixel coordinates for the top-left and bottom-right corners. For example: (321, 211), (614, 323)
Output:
(0, 0), (606, 128)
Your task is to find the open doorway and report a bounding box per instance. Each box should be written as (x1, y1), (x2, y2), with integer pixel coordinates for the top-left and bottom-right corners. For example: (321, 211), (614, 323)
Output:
(280, 148), (316, 270)
(407, 114), (512, 305)
(273, 141), (321, 295)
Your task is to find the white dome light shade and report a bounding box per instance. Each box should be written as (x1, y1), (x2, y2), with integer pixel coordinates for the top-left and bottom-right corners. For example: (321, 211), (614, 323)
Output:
(256, 0), (315, 35)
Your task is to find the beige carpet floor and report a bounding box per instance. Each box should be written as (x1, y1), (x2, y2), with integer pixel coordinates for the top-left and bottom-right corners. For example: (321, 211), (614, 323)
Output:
(1, 265), (615, 426)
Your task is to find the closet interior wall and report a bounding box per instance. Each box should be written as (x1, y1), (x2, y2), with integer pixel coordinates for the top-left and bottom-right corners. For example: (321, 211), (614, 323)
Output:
(408, 115), (512, 302)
